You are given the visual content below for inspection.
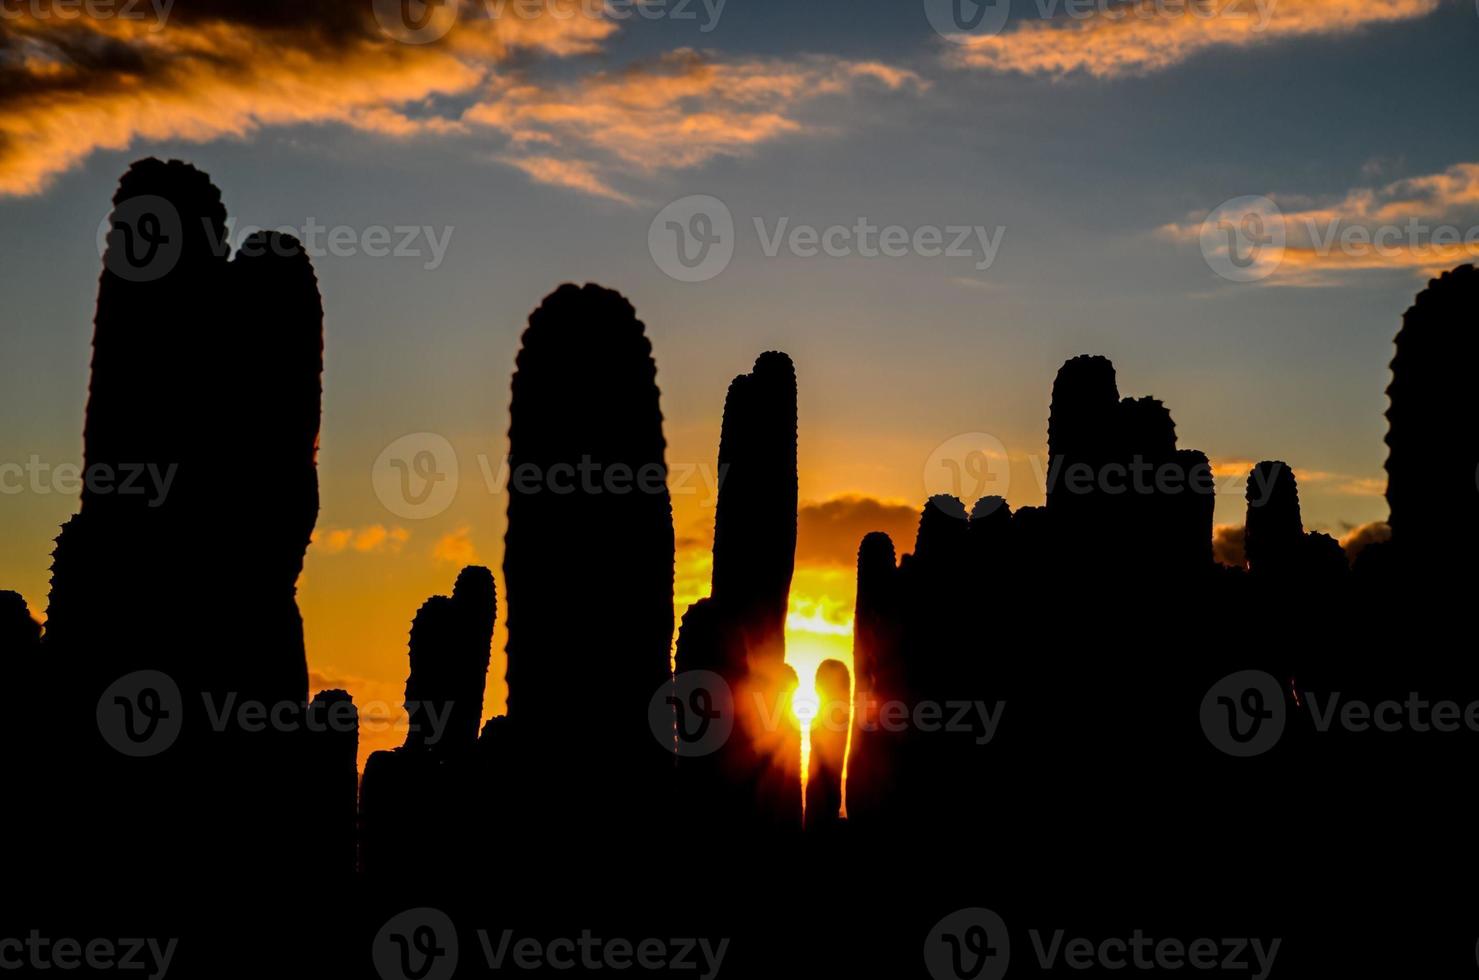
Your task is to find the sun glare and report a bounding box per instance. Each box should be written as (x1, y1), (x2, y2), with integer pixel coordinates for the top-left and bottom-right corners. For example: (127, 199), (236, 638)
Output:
(784, 599), (855, 822)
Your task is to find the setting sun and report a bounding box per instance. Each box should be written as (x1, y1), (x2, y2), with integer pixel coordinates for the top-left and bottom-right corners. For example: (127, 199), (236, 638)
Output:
(784, 592), (855, 821)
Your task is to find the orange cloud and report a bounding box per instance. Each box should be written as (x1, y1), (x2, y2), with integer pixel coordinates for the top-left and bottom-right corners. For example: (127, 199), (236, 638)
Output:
(1164, 162), (1479, 284)
(498, 154), (636, 203)
(314, 524), (411, 555)
(1212, 523), (1245, 568)
(463, 49), (926, 200)
(432, 526), (480, 564)
(0, 7), (920, 200)
(0, 3), (623, 196)
(948, 0), (1437, 79)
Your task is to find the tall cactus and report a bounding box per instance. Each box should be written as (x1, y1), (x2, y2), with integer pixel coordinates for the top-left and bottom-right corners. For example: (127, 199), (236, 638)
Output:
(405, 565), (497, 755)
(844, 532), (899, 829)
(1385, 263), (1479, 573)
(1170, 450), (1216, 574)
(1244, 461), (1303, 578)
(0, 591), (40, 654)
(40, 159), (324, 876)
(503, 283), (675, 827)
(304, 689), (358, 873)
(711, 351), (798, 667)
(1046, 355), (1120, 521)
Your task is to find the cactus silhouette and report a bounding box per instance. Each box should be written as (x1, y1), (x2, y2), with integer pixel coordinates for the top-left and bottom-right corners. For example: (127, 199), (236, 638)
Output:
(305, 689), (359, 873)
(503, 283), (675, 841)
(1386, 263), (1479, 577)
(1244, 461), (1303, 578)
(36, 159), (323, 877)
(0, 591), (40, 654)
(711, 350), (798, 668)
(843, 532), (900, 829)
(673, 351), (802, 839)
(405, 565), (497, 755)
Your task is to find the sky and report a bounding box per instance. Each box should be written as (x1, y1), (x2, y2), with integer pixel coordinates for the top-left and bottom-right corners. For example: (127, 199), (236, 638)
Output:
(3, 0), (1477, 764)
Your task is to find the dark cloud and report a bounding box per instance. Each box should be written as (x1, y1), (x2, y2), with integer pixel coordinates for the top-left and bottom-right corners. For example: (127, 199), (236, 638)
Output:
(796, 495), (918, 567)
(1212, 524), (1246, 569)
(1340, 521), (1392, 565)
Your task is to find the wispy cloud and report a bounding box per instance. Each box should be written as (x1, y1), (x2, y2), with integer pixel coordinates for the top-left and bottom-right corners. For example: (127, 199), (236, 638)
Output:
(1208, 459), (1384, 496)
(466, 51), (927, 203)
(0, 5), (922, 199)
(432, 525), (480, 564)
(0, 2), (619, 195)
(946, 0), (1438, 79)
(313, 524), (411, 554)
(1164, 161), (1479, 285)
(498, 155), (636, 203)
